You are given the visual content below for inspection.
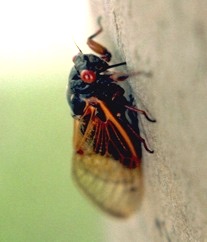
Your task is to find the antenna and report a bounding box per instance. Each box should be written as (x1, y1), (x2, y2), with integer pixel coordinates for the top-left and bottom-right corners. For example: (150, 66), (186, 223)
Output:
(73, 39), (83, 53)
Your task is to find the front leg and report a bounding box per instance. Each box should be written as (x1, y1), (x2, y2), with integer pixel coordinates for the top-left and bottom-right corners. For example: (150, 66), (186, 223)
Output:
(87, 17), (112, 62)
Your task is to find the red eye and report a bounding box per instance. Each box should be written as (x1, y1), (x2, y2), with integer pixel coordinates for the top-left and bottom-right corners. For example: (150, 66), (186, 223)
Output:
(80, 70), (96, 83)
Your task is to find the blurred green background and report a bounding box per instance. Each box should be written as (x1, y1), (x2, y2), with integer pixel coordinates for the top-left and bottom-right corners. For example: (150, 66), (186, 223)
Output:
(0, 1), (104, 241)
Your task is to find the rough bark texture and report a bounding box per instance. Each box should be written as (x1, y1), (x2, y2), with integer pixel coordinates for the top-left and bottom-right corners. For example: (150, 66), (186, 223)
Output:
(89, 1), (207, 241)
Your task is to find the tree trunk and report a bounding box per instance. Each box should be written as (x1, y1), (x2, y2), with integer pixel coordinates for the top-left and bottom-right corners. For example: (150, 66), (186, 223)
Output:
(89, 1), (207, 241)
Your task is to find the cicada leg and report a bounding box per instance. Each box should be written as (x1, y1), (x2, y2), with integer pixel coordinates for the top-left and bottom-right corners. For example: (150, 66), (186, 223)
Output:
(109, 70), (152, 82)
(125, 105), (156, 123)
(109, 72), (129, 82)
(109, 71), (156, 122)
(87, 16), (112, 62)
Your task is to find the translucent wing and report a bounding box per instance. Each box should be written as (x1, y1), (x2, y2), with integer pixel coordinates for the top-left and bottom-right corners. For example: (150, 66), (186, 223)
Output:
(72, 152), (143, 217)
(72, 100), (143, 217)
(74, 99), (142, 168)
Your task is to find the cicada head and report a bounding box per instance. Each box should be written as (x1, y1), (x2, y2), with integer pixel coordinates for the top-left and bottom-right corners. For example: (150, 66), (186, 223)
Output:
(73, 54), (109, 83)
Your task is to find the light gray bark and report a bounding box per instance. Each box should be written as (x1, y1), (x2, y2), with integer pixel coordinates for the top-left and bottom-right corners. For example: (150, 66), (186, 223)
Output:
(90, 1), (207, 241)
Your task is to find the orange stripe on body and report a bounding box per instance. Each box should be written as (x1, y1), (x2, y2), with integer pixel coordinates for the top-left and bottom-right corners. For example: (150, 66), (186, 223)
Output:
(97, 100), (138, 158)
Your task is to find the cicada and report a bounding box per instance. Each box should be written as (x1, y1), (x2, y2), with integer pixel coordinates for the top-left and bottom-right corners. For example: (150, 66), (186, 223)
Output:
(67, 17), (155, 217)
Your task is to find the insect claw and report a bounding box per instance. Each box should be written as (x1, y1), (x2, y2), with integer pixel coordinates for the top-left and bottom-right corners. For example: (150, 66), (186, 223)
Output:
(148, 148), (154, 154)
(146, 117), (156, 123)
(142, 141), (154, 154)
